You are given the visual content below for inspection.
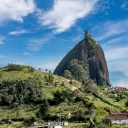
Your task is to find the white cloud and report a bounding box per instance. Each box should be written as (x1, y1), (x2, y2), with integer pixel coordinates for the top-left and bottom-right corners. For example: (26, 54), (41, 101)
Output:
(23, 52), (32, 55)
(110, 67), (128, 88)
(104, 45), (128, 73)
(70, 26), (84, 43)
(121, 0), (128, 10)
(0, 36), (6, 45)
(34, 61), (59, 72)
(115, 79), (128, 88)
(105, 35), (128, 45)
(104, 45), (128, 87)
(108, 61), (128, 77)
(10, 62), (25, 65)
(0, 0), (36, 24)
(0, 55), (6, 58)
(105, 46), (128, 62)
(27, 38), (47, 51)
(27, 34), (54, 51)
(93, 19), (128, 41)
(0, 42), (4, 45)
(39, 0), (98, 33)
(9, 29), (29, 35)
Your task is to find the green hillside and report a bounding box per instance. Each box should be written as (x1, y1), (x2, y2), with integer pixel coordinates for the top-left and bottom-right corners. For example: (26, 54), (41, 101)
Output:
(0, 64), (128, 128)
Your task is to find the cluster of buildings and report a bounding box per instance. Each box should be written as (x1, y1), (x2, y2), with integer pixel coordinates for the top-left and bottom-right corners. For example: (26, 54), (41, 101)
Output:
(108, 86), (128, 92)
(99, 86), (128, 98)
(35, 121), (68, 128)
(105, 86), (128, 125)
(35, 86), (128, 127)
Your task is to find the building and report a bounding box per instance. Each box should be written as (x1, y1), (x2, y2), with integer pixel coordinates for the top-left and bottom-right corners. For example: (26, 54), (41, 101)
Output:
(108, 86), (127, 92)
(36, 125), (63, 128)
(106, 113), (128, 125)
(85, 30), (91, 37)
(109, 94), (117, 98)
(36, 121), (68, 128)
(114, 86), (127, 91)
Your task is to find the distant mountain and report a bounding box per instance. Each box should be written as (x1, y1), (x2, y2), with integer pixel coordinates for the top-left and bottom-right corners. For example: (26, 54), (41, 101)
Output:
(54, 30), (110, 86)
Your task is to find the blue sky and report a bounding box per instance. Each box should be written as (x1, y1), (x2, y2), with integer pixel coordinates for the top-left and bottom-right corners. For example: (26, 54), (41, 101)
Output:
(0, 0), (128, 87)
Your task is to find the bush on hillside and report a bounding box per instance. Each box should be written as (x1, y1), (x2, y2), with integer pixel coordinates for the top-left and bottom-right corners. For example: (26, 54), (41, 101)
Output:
(36, 99), (50, 119)
(4, 64), (23, 71)
(63, 70), (73, 79)
(52, 87), (73, 104)
(125, 100), (128, 107)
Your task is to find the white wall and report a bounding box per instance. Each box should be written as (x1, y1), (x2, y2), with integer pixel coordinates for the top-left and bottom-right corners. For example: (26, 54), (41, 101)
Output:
(48, 126), (62, 128)
(112, 119), (128, 124)
(54, 126), (63, 128)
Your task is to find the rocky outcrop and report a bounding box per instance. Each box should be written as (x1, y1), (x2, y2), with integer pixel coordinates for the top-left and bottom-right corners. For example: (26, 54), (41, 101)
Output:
(54, 31), (110, 86)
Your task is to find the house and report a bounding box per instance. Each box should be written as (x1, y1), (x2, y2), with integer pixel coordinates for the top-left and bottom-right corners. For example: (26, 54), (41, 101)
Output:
(99, 92), (104, 97)
(114, 86), (127, 92)
(108, 87), (115, 91)
(108, 86), (127, 92)
(109, 94), (117, 98)
(36, 125), (63, 128)
(36, 121), (68, 128)
(106, 113), (128, 125)
(36, 125), (49, 128)
(48, 121), (68, 127)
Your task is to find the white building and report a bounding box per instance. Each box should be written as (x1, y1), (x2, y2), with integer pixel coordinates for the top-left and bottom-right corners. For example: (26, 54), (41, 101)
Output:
(106, 113), (128, 125)
(36, 121), (68, 128)
(108, 86), (127, 92)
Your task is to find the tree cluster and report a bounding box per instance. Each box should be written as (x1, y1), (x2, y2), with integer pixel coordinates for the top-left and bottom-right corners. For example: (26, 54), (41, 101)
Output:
(64, 59), (87, 82)
(0, 78), (43, 106)
(4, 64), (24, 71)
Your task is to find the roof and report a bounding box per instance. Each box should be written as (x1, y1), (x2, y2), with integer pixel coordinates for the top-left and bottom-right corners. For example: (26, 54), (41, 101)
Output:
(106, 113), (128, 120)
(115, 86), (126, 89)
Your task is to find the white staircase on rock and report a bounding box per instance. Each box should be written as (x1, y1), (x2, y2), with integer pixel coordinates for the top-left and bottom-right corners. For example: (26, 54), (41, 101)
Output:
(84, 40), (90, 80)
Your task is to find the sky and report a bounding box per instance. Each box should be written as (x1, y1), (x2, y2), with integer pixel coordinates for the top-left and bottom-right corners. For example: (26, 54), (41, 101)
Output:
(0, 0), (128, 87)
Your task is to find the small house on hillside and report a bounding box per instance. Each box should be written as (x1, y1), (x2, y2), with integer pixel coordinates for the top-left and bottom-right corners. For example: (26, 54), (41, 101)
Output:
(109, 94), (117, 98)
(115, 86), (127, 92)
(106, 113), (128, 125)
(36, 121), (68, 128)
(108, 86), (127, 92)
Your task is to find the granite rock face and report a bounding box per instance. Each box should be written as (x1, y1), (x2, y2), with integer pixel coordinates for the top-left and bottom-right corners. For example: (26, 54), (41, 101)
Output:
(54, 31), (110, 86)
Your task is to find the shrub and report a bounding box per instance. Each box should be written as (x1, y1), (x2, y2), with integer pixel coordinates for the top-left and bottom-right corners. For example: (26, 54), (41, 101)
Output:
(125, 100), (128, 107)
(36, 99), (49, 119)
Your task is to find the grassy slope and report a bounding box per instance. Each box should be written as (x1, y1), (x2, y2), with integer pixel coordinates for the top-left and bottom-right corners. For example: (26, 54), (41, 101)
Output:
(0, 66), (82, 119)
(0, 66), (127, 128)
(104, 95), (128, 110)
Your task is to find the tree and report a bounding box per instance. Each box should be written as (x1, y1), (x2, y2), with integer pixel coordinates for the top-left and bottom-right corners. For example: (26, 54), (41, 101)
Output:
(48, 71), (54, 84)
(44, 71), (54, 84)
(63, 70), (72, 79)
(38, 68), (41, 71)
(68, 59), (87, 82)
(125, 99), (128, 107)
(37, 99), (49, 119)
(12, 102), (19, 120)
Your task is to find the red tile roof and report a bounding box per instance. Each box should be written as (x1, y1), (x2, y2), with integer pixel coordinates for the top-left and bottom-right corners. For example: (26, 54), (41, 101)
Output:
(115, 86), (126, 89)
(106, 113), (128, 120)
